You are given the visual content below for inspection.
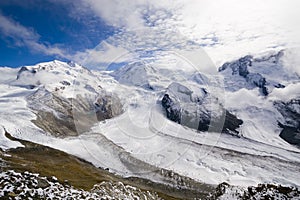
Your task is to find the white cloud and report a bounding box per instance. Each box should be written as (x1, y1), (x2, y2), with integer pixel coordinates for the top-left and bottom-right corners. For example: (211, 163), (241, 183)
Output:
(72, 41), (133, 69)
(75, 0), (300, 68)
(79, 0), (178, 30)
(0, 13), (39, 41)
(269, 82), (300, 102)
(0, 13), (66, 57)
(225, 88), (262, 109)
(176, 0), (300, 64)
(82, 0), (144, 29)
(281, 47), (300, 76)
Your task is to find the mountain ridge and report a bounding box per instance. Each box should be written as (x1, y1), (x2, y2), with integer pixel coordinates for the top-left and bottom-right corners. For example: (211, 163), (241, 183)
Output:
(0, 50), (300, 195)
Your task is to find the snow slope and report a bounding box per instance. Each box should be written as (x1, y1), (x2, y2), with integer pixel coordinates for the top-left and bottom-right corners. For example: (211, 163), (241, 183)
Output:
(0, 51), (300, 190)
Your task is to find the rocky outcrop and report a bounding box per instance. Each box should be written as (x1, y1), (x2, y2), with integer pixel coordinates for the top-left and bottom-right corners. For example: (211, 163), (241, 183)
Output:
(218, 55), (252, 77)
(27, 87), (123, 137)
(161, 82), (243, 135)
(222, 110), (243, 134)
(27, 88), (77, 137)
(274, 99), (300, 147)
(94, 93), (123, 121)
(219, 55), (269, 95)
(16, 66), (37, 80)
(162, 94), (181, 124)
(237, 55), (252, 77)
(211, 182), (300, 199)
(218, 52), (286, 96)
(246, 73), (268, 96)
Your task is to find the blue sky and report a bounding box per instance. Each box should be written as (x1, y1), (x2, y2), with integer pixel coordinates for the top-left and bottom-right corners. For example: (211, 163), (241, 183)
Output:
(0, 0), (115, 67)
(0, 0), (299, 69)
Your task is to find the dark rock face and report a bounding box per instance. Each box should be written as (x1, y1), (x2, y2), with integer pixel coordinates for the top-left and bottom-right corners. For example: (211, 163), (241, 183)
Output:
(161, 94), (181, 124)
(94, 94), (123, 121)
(197, 110), (243, 134)
(198, 115), (211, 132)
(238, 55), (252, 77)
(60, 80), (71, 86)
(279, 124), (300, 146)
(275, 99), (300, 147)
(161, 89), (243, 135)
(222, 111), (243, 134)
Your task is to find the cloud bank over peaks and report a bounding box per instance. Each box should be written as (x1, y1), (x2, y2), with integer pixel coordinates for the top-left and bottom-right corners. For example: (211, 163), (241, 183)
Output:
(72, 1), (215, 71)
(2, 0), (299, 71)
(75, 0), (300, 71)
(79, 0), (181, 30)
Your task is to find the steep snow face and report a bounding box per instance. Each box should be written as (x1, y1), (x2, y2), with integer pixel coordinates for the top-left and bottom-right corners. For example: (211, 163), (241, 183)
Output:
(111, 61), (176, 91)
(111, 58), (211, 91)
(111, 61), (157, 89)
(166, 82), (195, 103)
(0, 50), (300, 190)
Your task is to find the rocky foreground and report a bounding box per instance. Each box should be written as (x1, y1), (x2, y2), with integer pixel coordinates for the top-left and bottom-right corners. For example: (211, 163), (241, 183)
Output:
(1, 170), (300, 200)
(0, 170), (161, 200)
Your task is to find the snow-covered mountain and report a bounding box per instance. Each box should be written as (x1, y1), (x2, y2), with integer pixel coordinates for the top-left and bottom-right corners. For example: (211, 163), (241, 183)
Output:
(0, 50), (300, 198)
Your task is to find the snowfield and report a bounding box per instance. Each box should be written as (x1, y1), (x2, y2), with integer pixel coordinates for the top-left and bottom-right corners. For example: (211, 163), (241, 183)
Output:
(0, 51), (300, 191)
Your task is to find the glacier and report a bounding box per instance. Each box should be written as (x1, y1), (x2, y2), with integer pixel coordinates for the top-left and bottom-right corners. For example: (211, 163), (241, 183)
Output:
(0, 50), (300, 197)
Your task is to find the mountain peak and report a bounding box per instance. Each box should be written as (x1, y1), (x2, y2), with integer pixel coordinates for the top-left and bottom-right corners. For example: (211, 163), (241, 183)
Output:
(219, 50), (299, 96)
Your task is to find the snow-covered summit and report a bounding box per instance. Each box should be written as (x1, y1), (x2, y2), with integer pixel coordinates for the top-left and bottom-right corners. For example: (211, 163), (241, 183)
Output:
(219, 51), (299, 96)
(0, 60), (123, 137)
(111, 61), (155, 87)
(13, 60), (99, 98)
